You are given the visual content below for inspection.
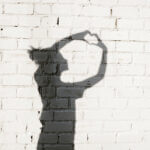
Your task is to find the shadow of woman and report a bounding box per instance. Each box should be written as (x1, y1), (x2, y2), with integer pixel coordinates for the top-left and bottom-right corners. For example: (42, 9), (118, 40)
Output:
(28, 30), (107, 150)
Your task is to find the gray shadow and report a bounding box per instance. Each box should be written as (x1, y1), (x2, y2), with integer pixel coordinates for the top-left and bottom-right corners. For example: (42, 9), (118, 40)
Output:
(28, 30), (107, 150)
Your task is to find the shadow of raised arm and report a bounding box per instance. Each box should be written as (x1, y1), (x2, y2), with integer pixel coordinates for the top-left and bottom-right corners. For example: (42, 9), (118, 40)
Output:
(74, 33), (107, 88)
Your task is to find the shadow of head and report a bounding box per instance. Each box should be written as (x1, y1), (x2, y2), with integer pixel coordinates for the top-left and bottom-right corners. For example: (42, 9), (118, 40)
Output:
(28, 46), (68, 76)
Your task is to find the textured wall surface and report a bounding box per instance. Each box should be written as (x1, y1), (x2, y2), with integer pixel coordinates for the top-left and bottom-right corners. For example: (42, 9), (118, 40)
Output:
(0, 0), (150, 150)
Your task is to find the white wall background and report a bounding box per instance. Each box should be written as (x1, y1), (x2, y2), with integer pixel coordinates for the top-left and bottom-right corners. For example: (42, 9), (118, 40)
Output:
(0, 0), (150, 150)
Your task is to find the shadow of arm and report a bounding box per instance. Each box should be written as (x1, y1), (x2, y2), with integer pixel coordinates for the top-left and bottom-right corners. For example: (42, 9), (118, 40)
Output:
(74, 41), (107, 88)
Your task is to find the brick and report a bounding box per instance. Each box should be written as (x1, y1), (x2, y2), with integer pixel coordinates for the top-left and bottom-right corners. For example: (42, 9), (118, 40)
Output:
(101, 30), (129, 40)
(3, 51), (31, 62)
(17, 87), (39, 98)
(0, 39), (17, 49)
(42, 86), (55, 98)
(34, 75), (49, 86)
(130, 143), (150, 150)
(129, 31), (150, 41)
(41, 16), (57, 27)
(50, 98), (68, 109)
(118, 19), (144, 29)
(40, 111), (53, 121)
(132, 121), (150, 131)
(44, 145), (72, 150)
(117, 132), (142, 143)
(113, 110), (139, 120)
(0, 63), (16, 74)
(26, 145), (37, 150)
(59, 133), (73, 143)
(2, 98), (32, 110)
(90, 18), (115, 29)
(140, 8), (150, 18)
(17, 133), (32, 144)
(76, 121), (103, 132)
(88, 133), (115, 143)
(0, 110), (16, 121)
(0, 15), (18, 26)
(134, 77), (150, 87)
(128, 99), (150, 108)
(54, 111), (75, 121)
(84, 110), (113, 121)
(18, 39), (39, 49)
(0, 133), (16, 143)
(2, 27), (31, 38)
(104, 76), (133, 87)
(3, 122), (26, 133)
(117, 65), (145, 75)
(19, 16), (40, 27)
(38, 133), (57, 144)
(16, 110), (39, 122)
(74, 133), (88, 144)
(59, 16), (90, 28)
(72, 98), (99, 109)
(116, 87), (143, 98)
(44, 121), (73, 132)
(80, 6), (110, 17)
(112, 7), (139, 18)
(18, 64), (37, 74)
(48, 27), (70, 39)
(57, 87), (84, 98)
(101, 99), (127, 109)
(3, 75), (32, 85)
(4, 4), (33, 14)
(84, 87), (115, 98)
(133, 53), (150, 64)
(52, 4), (78, 15)
(118, 52), (132, 64)
(32, 28), (47, 38)
(103, 121), (131, 131)
(116, 41), (144, 52)
(30, 50), (48, 63)
(0, 87), (16, 98)
(43, 63), (57, 74)
(34, 4), (51, 14)
(26, 120), (41, 132)
(105, 52), (132, 64)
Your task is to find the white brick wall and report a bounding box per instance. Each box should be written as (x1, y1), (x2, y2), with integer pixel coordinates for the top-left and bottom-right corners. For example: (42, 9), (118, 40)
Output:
(0, 0), (150, 150)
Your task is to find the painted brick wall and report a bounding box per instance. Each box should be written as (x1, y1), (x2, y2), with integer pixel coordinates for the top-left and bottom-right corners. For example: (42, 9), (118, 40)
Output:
(0, 0), (150, 150)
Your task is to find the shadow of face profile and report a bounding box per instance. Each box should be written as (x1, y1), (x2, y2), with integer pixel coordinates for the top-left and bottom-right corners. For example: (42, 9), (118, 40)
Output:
(28, 30), (107, 150)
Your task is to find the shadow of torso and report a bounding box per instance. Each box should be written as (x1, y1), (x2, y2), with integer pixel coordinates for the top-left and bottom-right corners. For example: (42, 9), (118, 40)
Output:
(29, 31), (107, 150)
